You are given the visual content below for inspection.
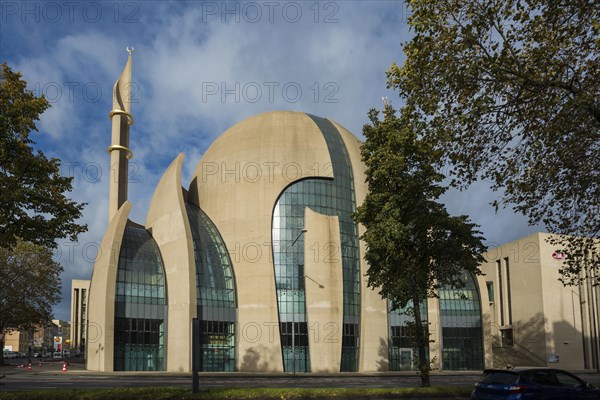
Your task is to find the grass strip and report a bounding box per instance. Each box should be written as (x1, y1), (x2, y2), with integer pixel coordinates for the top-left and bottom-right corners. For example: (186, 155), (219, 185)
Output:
(0, 386), (473, 399)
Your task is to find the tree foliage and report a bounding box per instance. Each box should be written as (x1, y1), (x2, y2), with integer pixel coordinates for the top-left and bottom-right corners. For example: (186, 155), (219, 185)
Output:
(388, 0), (599, 284)
(354, 105), (487, 386)
(0, 63), (86, 250)
(0, 240), (63, 363)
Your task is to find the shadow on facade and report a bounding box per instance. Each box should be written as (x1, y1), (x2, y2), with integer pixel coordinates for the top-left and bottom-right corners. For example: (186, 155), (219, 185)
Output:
(240, 345), (273, 371)
(376, 337), (389, 372)
(491, 312), (546, 367)
(552, 319), (588, 369)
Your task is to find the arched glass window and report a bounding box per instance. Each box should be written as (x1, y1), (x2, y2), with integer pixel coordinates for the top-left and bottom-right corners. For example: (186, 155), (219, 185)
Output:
(439, 271), (483, 370)
(272, 115), (361, 372)
(114, 224), (166, 371)
(187, 203), (237, 372)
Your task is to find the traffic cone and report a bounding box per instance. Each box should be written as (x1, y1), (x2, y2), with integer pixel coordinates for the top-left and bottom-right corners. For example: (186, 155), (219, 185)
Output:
(27, 363), (32, 371)
(38, 361), (42, 367)
(62, 362), (68, 372)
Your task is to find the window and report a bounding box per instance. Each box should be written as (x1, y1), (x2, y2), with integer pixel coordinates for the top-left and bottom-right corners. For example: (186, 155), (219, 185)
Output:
(486, 281), (494, 302)
(440, 271), (483, 370)
(480, 371), (518, 384)
(198, 320), (235, 372)
(187, 204), (237, 372)
(530, 371), (557, 386)
(504, 257), (512, 325)
(497, 259), (504, 325)
(114, 225), (166, 371)
(555, 371), (584, 388)
(501, 328), (513, 347)
(280, 322), (309, 347)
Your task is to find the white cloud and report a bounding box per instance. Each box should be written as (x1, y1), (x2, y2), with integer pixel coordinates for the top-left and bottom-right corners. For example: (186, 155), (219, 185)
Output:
(441, 181), (544, 247)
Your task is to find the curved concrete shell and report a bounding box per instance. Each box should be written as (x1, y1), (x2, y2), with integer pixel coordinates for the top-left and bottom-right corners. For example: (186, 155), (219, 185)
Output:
(146, 153), (196, 372)
(87, 201), (132, 371)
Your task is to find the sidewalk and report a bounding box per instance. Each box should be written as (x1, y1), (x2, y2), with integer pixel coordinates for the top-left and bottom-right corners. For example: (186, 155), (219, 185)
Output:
(0, 360), (77, 375)
(0, 363), (474, 377)
(2, 361), (599, 384)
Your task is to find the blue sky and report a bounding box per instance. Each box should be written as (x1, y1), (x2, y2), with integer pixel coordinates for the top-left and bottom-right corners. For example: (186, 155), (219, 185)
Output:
(1, 1), (540, 321)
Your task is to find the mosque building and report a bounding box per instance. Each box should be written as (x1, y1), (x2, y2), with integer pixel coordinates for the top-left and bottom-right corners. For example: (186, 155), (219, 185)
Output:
(85, 52), (595, 373)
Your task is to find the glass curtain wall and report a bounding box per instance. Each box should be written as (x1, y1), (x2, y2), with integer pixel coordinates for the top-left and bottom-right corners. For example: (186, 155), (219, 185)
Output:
(272, 115), (361, 372)
(388, 301), (429, 371)
(114, 224), (167, 371)
(439, 271), (484, 370)
(186, 203), (237, 372)
(81, 289), (87, 353)
(273, 197), (311, 373)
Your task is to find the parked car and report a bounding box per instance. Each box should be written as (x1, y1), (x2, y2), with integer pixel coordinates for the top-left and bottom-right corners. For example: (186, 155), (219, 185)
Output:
(471, 367), (600, 399)
(2, 351), (18, 359)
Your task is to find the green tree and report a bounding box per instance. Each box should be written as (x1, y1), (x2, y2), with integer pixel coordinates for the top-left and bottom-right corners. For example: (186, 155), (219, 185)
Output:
(388, 0), (599, 284)
(0, 240), (63, 364)
(0, 63), (86, 250)
(354, 105), (486, 386)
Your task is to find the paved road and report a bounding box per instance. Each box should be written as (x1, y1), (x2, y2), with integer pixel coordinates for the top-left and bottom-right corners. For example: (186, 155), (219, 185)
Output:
(0, 362), (475, 391)
(0, 373), (477, 391)
(1, 360), (599, 393)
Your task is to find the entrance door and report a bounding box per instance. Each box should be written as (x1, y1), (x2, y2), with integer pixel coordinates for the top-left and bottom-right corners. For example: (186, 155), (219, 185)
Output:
(400, 349), (413, 370)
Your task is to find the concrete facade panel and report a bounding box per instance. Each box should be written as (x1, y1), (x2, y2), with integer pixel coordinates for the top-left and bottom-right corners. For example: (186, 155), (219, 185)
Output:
(481, 233), (594, 370)
(86, 201), (131, 371)
(145, 153), (197, 372)
(304, 207), (343, 373)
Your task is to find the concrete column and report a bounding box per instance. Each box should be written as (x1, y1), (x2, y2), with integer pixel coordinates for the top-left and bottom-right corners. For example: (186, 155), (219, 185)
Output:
(304, 208), (343, 373)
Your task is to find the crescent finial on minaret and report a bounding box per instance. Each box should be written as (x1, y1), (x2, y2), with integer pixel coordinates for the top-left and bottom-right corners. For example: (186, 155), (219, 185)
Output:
(111, 48), (133, 117)
(107, 51), (134, 222)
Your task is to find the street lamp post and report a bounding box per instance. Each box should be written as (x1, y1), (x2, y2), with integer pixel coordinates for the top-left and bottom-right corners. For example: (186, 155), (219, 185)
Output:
(290, 228), (307, 375)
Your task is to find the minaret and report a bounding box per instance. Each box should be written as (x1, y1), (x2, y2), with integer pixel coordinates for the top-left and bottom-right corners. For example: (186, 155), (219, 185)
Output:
(108, 48), (134, 222)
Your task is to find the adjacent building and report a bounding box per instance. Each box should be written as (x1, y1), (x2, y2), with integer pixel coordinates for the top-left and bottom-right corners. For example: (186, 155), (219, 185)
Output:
(4, 323), (59, 355)
(70, 279), (90, 353)
(35, 322), (59, 354)
(3, 330), (32, 354)
(52, 319), (71, 352)
(480, 233), (599, 371)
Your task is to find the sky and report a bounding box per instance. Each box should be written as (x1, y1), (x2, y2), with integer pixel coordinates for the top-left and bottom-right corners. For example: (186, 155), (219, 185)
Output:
(0, 0), (541, 322)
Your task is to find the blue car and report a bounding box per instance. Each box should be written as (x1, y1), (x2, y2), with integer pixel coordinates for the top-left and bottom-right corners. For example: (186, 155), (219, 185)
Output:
(471, 367), (600, 399)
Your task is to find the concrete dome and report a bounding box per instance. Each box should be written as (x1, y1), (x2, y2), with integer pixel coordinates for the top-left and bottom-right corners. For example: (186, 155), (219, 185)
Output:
(185, 110), (383, 373)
